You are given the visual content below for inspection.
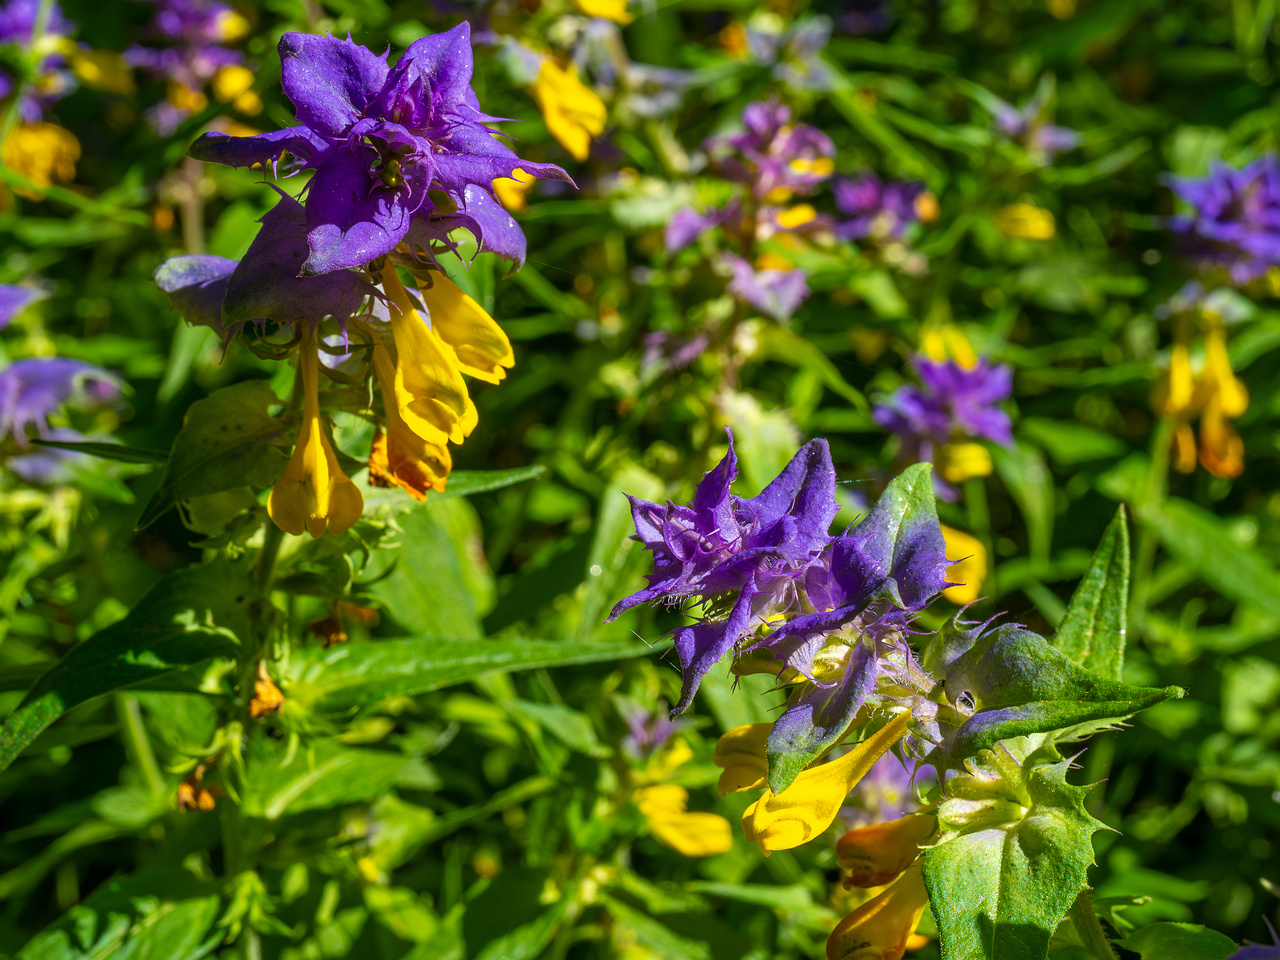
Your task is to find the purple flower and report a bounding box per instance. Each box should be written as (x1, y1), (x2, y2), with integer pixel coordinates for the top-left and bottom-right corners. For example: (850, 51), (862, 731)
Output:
(0, 284), (42, 329)
(834, 173), (924, 241)
(873, 357), (1013, 491)
(0, 358), (120, 445)
(1225, 920), (1280, 960)
(618, 700), (690, 761)
(0, 0), (75, 122)
(709, 101), (835, 202)
(125, 0), (244, 111)
(608, 430), (838, 713)
(665, 205), (738, 253)
(992, 80), (1079, 160)
(724, 254), (810, 322)
(189, 25), (572, 275)
(1165, 157), (1280, 285)
(838, 0), (893, 36)
(640, 331), (708, 376)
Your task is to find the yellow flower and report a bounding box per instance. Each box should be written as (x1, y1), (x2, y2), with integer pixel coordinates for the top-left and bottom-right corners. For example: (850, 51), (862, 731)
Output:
(934, 442), (992, 485)
(1, 123), (80, 197)
(249, 661), (285, 719)
(212, 65), (253, 101)
(69, 49), (135, 94)
(914, 192), (940, 223)
(940, 524), (986, 606)
(1171, 421), (1198, 474)
(995, 203), (1055, 240)
(268, 330), (364, 537)
(1197, 326), (1248, 418)
(167, 81), (208, 112)
(417, 274), (516, 384)
(493, 167), (535, 211)
(369, 342), (453, 500)
(836, 815), (935, 888)
(741, 712), (911, 856)
(826, 864), (928, 960)
(712, 723), (771, 796)
(1198, 400), (1244, 479)
(919, 324), (976, 369)
(214, 9), (251, 41)
(755, 251), (796, 271)
(1152, 337), (1196, 420)
(380, 267), (477, 445)
(635, 785), (733, 858)
(532, 60), (607, 163)
(789, 157), (835, 178)
(775, 204), (818, 230)
(576, 0), (633, 23)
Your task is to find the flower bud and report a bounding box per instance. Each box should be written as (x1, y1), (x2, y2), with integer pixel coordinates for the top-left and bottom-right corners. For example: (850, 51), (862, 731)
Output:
(826, 864), (928, 960)
(836, 814), (935, 888)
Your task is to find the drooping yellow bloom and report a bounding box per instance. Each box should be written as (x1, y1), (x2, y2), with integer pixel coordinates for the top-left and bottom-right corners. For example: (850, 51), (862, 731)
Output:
(214, 8), (251, 41)
(417, 274), (516, 384)
(994, 203), (1055, 240)
(493, 167), (536, 211)
(1154, 325), (1248, 479)
(576, 0), (633, 23)
(914, 192), (940, 223)
(368, 342), (452, 500)
(836, 815), (935, 888)
(1152, 337), (1196, 420)
(167, 80), (208, 113)
(531, 60), (607, 163)
(713, 723), (771, 796)
(1198, 400), (1244, 478)
(776, 204), (819, 230)
(741, 712), (911, 856)
(1, 123), (80, 197)
(919, 324), (976, 369)
(1197, 326), (1248, 418)
(940, 525), (986, 606)
(635, 785), (733, 857)
(268, 330), (364, 537)
(380, 266), (477, 445)
(934, 442), (992, 485)
(826, 864), (928, 960)
(212, 65), (262, 115)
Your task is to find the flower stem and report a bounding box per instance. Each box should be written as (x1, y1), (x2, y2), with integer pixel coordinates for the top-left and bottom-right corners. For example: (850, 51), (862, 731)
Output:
(115, 693), (165, 798)
(1129, 417), (1174, 639)
(1068, 891), (1117, 960)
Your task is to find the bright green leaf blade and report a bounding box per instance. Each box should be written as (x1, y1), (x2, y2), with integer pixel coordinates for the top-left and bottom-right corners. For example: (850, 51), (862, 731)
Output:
(435, 465), (546, 499)
(0, 561), (250, 772)
(242, 739), (408, 819)
(1053, 506), (1129, 680)
(1121, 922), (1238, 960)
(30, 438), (170, 465)
(924, 759), (1102, 960)
(286, 636), (664, 711)
(138, 380), (289, 528)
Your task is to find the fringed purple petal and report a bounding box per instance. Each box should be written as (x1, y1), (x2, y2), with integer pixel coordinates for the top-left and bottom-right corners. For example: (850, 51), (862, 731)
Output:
(303, 149), (414, 274)
(278, 32), (388, 139)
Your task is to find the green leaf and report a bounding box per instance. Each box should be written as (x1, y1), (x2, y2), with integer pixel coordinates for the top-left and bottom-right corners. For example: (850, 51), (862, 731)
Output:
(241, 739), (408, 819)
(755, 325), (869, 410)
(1121, 922), (1238, 960)
(472, 900), (568, 960)
(285, 636), (660, 712)
(1052, 506), (1129, 680)
(0, 561), (250, 771)
(434, 465), (546, 499)
(30, 438), (170, 465)
(993, 441), (1055, 565)
(598, 894), (712, 960)
(507, 699), (608, 757)
(924, 753), (1103, 960)
(138, 381), (289, 528)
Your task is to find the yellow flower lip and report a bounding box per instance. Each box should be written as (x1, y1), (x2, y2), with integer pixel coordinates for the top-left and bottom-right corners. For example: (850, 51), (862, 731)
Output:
(826, 863), (928, 960)
(634, 784), (733, 858)
(531, 60), (607, 163)
(369, 342), (452, 501)
(267, 330), (363, 537)
(836, 814), (935, 888)
(712, 722), (771, 796)
(741, 712), (912, 856)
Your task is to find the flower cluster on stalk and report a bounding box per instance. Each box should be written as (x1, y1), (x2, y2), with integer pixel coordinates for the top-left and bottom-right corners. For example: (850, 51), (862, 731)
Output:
(156, 25), (571, 537)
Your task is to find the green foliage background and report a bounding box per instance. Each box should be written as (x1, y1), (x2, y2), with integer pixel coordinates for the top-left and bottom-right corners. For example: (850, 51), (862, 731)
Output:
(1, 0), (1278, 957)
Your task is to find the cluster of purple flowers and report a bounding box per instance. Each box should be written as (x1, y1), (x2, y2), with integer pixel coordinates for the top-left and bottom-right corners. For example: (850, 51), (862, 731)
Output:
(608, 431), (953, 764)
(0, 284), (121, 484)
(189, 23), (569, 281)
(833, 173), (926, 241)
(0, 0), (75, 123)
(873, 356), (1013, 499)
(1165, 157), (1280, 285)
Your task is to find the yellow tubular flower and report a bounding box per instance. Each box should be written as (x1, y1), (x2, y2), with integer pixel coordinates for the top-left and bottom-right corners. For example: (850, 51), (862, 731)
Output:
(940, 524), (986, 606)
(635, 785), (733, 857)
(369, 343), (453, 500)
(994, 203), (1055, 240)
(268, 330), (364, 537)
(531, 60), (607, 163)
(713, 723), (772, 796)
(919, 324), (977, 369)
(776, 204), (818, 230)
(576, 0), (633, 23)
(380, 266), (477, 445)
(1, 123), (80, 195)
(826, 864), (928, 960)
(1198, 400), (1244, 479)
(836, 815), (935, 888)
(934, 442), (992, 485)
(493, 167), (535, 211)
(1172, 422), (1198, 474)
(417, 274), (516, 384)
(1199, 326), (1248, 418)
(212, 65), (255, 103)
(1153, 337), (1195, 420)
(68, 49), (135, 93)
(741, 712), (912, 856)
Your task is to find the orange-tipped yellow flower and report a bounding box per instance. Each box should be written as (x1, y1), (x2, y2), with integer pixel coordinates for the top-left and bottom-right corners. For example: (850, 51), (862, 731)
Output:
(713, 723), (771, 796)
(635, 785), (734, 857)
(827, 863), (928, 960)
(1198, 400), (1244, 478)
(531, 60), (607, 163)
(836, 815), (935, 888)
(268, 332), (363, 538)
(1154, 325), (1248, 479)
(369, 342), (453, 500)
(380, 266), (477, 445)
(741, 712), (912, 856)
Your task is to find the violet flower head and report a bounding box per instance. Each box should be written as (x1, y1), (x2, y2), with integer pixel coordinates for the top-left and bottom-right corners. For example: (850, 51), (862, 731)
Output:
(0, 284), (42, 329)
(709, 100), (835, 201)
(838, 0), (893, 36)
(834, 173), (925, 241)
(0, 0), (75, 122)
(724, 253), (810, 323)
(992, 79), (1079, 160)
(189, 24), (573, 276)
(640, 331), (708, 377)
(125, 0), (245, 93)
(0, 357), (120, 445)
(609, 429), (839, 713)
(1165, 157), (1280, 285)
(874, 357), (1013, 459)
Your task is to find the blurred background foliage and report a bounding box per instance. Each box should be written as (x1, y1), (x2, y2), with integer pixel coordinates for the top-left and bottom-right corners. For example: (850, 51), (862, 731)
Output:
(1, 0), (1279, 956)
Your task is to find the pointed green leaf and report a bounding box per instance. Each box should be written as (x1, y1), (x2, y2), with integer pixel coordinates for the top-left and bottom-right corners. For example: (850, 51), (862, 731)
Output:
(138, 380), (289, 528)
(30, 438), (170, 465)
(1121, 922), (1237, 960)
(0, 561), (250, 772)
(924, 756), (1103, 960)
(435, 465), (546, 499)
(1052, 507), (1129, 680)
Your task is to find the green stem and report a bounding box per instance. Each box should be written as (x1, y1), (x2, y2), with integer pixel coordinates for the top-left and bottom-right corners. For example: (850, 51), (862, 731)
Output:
(115, 693), (165, 798)
(1068, 891), (1117, 960)
(1130, 417), (1174, 638)
(254, 522), (285, 599)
